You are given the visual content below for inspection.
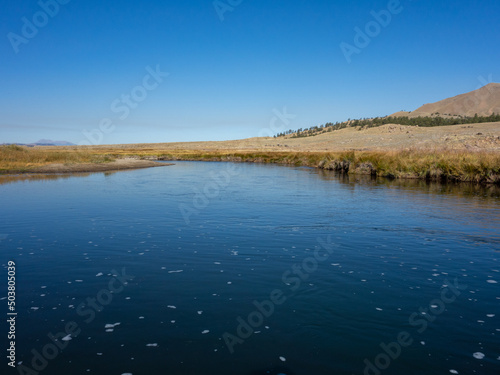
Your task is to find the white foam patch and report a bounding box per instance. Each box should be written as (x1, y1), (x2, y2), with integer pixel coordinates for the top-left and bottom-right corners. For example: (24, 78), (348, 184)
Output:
(146, 343), (158, 347)
(376, 308), (383, 311)
(105, 323), (120, 329)
(197, 311), (203, 315)
(96, 273), (103, 277)
(167, 305), (177, 309)
(279, 356), (286, 362)
(449, 370), (458, 374)
(473, 352), (485, 360)
(61, 334), (72, 341)
(487, 280), (498, 284)
(202, 330), (210, 334)
(168, 270), (183, 274)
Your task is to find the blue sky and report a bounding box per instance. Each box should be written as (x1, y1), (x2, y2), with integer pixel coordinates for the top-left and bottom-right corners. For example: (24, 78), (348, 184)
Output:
(1, 0), (499, 145)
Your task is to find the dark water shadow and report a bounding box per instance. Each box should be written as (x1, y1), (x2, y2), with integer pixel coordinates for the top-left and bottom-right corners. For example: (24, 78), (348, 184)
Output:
(247, 366), (295, 375)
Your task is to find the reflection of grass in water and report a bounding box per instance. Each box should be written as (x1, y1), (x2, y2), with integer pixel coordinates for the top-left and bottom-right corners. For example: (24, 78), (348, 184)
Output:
(0, 170), (119, 186)
(317, 171), (500, 199)
(0, 173), (92, 186)
(0, 145), (114, 173)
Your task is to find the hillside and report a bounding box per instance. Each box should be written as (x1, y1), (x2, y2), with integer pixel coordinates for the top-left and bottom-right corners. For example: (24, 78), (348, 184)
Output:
(279, 83), (500, 138)
(392, 83), (500, 118)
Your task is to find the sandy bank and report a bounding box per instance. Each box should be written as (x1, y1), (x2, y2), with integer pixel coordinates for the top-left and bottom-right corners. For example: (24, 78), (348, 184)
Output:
(20, 158), (172, 174)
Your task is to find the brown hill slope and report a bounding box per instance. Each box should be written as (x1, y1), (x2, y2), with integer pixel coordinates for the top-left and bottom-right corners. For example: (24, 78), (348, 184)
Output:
(398, 83), (500, 118)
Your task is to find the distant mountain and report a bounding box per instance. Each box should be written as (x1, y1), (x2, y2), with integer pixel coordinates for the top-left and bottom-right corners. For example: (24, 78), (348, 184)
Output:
(390, 83), (500, 118)
(1, 140), (75, 147)
(30, 139), (75, 146)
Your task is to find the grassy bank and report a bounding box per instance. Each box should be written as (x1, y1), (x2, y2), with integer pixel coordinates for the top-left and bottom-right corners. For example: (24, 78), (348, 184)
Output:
(2, 145), (499, 184)
(121, 149), (500, 184)
(0, 145), (114, 173)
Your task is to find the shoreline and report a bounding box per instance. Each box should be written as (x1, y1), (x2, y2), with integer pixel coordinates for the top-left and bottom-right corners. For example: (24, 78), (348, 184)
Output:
(144, 151), (500, 185)
(1, 143), (499, 185)
(1, 159), (173, 175)
(4, 151), (498, 185)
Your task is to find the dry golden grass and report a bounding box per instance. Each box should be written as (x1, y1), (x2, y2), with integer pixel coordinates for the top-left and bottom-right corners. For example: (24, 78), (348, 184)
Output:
(2, 144), (499, 184)
(128, 149), (500, 184)
(68, 146), (500, 183)
(0, 145), (114, 173)
(337, 149), (500, 182)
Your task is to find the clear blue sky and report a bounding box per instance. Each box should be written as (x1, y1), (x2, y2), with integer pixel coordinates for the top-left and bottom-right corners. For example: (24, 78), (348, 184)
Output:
(1, 0), (499, 145)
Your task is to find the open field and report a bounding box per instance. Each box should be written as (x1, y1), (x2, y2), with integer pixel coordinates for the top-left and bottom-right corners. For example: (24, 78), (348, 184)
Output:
(2, 122), (500, 184)
(53, 122), (500, 153)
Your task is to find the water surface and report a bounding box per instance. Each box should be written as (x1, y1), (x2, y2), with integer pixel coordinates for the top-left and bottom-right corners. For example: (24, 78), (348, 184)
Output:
(1, 162), (499, 375)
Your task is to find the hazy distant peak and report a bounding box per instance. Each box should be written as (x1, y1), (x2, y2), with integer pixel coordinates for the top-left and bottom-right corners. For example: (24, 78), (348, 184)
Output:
(33, 139), (75, 146)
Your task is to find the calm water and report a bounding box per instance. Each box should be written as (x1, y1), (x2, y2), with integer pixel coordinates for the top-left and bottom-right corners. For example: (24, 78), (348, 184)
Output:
(1, 162), (499, 375)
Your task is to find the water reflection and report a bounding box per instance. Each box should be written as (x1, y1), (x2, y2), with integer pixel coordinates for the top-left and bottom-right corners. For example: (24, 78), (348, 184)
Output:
(2, 164), (500, 200)
(317, 169), (500, 198)
(0, 171), (118, 185)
